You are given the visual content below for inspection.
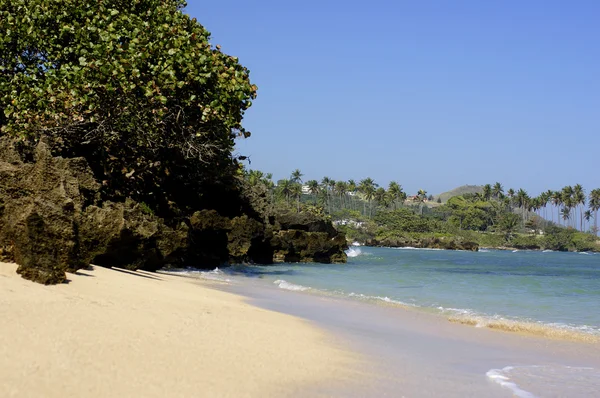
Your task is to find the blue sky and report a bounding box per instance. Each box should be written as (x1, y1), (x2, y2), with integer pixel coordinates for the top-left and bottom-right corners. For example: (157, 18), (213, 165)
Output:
(186, 1), (599, 196)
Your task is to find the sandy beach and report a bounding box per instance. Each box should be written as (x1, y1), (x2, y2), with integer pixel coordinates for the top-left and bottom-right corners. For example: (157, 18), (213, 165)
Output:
(0, 262), (357, 398)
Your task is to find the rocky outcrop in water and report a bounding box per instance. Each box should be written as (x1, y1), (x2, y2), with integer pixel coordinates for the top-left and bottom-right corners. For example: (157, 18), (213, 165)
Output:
(0, 139), (347, 284)
(366, 236), (479, 251)
(270, 212), (347, 263)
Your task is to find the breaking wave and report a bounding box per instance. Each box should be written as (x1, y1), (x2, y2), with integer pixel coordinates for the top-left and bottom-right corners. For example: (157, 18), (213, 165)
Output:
(448, 313), (600, 343)
(345, 247), (363, 258)
(160, 267), (232, 283)
(273, 279), (310, 292)
(487, 365), (600, 398)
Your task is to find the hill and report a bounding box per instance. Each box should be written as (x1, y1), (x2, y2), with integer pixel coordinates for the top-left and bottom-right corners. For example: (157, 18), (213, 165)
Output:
(435, 185), (483, 203)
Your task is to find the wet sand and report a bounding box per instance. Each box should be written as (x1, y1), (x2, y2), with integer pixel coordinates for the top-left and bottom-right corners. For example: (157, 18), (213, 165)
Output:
(0, 263), (358, 398)
(221, 278), (600, 397)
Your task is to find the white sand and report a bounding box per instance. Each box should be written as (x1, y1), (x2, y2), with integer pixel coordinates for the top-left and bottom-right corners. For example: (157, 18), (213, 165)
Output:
(0, 263), (357, 397)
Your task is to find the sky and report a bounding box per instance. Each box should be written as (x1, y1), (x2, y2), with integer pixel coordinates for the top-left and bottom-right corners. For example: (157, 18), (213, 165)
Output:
(185, 0), (599, 196)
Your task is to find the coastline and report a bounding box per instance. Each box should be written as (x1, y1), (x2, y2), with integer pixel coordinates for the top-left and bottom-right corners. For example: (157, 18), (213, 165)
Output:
(216, 274), (600, 397)
(0, 262), (359, 398)
(362, 242), (600, 253)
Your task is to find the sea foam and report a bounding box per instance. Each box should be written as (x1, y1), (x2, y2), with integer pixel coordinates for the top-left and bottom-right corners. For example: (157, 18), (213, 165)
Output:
(487, 365), (600, 398)
(486, 367), (536, 398)
(449, 314), (600, 343)
(160, 267), (232, 282)
(345, 247), (363, 258)
(273, 279), (309, 292)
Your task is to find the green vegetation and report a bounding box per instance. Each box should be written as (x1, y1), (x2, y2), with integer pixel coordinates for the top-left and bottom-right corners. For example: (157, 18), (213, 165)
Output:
(1, 0), (257, 216)
(435, 185), (483, 203)
(245, 170), (600, 252)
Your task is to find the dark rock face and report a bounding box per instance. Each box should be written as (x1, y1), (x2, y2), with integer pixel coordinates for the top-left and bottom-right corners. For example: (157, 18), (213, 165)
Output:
(0, 139), (347, 284)
(0, 139), (188, 283)
(271, 230), (347, 263)
(270, 211), (347, 263)
(0, 139), (100, 284)
(86, 201), (188, 271)
(366, 236), (479, 251)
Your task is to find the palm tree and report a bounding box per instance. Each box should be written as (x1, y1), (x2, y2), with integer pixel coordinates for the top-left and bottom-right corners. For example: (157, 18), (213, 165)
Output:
(306, 180), (320, 204)
(516, 188), (529, 221)
(290, 169), (303, 184)
(561, 207), (571, 225)
(492, 182), (504, 200)
(290, 183), (302, 212)
(359, 178), (377, 217)
(584, 210), (592, 232)
(374, 187), (389, 209)
(561, 186), (575, 228)
(482, 184), (492, 201)
(574, 184), (586, 231)
(589, 188), (600, 235)
(417, 189), (427, 215)
(347, 179), (357, 210)
(278, 179), (292, 204)
(246, 169), (264, 187)
(321, 177), (332, 213)
(551, 191), (563, 225)
(387, 181), (403, 210)
(507, 188), (515, 211)
(335, 181), (348, 209)
(327, 178), (337, 211)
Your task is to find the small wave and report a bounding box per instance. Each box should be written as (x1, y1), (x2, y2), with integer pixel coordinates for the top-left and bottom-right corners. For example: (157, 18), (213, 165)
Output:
(345, 247), (363, 258)
(160, 267), (231, 282)
(512, 249), (519, 253)
(273, 279), (309, 292)
(351, 241), (362, 246)
(448, 315), (600, 343)
(486, 367), (536, 398)
(348, 292), (416, 308)
(542, 249), (554, 253)
(579, 252), (590, 255)
(487, 365), (600, 398)
(479, 249), (491, 253)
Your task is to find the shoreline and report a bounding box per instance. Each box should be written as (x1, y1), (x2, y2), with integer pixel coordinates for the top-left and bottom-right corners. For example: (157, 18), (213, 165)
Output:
(213, 272), (600, 397)
(180, 264), (600, 344)
(0, 262), (360, 398)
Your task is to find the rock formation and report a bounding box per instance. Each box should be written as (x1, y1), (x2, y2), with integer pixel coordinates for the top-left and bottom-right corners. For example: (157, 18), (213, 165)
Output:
(0, 139), (347, 284)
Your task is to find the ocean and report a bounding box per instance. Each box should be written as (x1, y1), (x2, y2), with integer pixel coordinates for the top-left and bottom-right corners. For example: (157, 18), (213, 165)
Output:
(166, 246), (600, 397)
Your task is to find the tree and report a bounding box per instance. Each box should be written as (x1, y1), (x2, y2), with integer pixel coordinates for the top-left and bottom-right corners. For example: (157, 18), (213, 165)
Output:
(374, 187), (389, 209)
(417, 189), (427, 215)
(589, 189), (600, 235)
(291, 169), (303, 184)
(278, 179), (292, 204)
(347, 179), (357, 210)
(497, 212), (520, 239)
(492, 182), (504, 200)
(573, 184), (586, 231)
(290, 183), (302, 212)
(482, 184), (492, 201)
(515, 189), (529, 221)
(358, 178), (377, 217)
(321, 177), (332, 212)
(561, 186), (574, 228)
(0, 0), (257, 216)
(335, 181), (348, 209)
(584, 210), (592, 232)
(387, 181), (403, 210)
(551, 191), (563, 225)
(306, 179), (319, 204)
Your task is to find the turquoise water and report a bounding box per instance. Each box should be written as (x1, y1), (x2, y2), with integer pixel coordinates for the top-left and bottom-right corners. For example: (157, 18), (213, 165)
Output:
(221, 246), (600, 336)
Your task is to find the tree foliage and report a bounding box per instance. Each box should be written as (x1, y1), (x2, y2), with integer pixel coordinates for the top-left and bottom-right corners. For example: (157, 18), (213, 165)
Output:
(0, 0), (257, 215)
